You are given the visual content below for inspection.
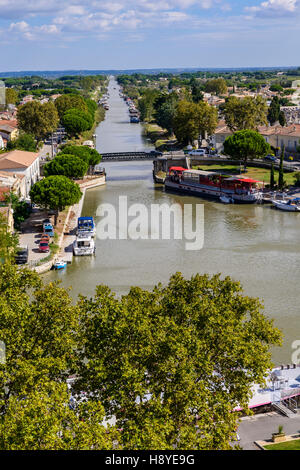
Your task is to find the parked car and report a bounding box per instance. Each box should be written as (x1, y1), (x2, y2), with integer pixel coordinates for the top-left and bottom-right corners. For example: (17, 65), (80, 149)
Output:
(264, 155), (277, 162)
(43, 223), (54, 237)
(15, 246), (29, 264)
(188, 149), (206, 156)
(40, 233), (50, 243)
(39, 241), (50, 253)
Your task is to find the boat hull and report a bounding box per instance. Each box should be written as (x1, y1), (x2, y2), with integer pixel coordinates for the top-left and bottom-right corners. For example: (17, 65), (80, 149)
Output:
(164, 180), (259, 204)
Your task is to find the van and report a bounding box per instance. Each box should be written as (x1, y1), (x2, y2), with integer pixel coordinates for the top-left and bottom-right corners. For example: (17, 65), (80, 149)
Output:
(15, 246), (29, 264)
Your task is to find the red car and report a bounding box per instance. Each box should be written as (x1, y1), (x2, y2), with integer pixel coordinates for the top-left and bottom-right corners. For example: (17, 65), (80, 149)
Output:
(39, 241), (50, 253)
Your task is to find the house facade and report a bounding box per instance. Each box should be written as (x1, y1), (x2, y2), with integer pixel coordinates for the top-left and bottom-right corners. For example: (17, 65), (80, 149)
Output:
(212, 121), (300, 156)
(0, 150), (40, 199)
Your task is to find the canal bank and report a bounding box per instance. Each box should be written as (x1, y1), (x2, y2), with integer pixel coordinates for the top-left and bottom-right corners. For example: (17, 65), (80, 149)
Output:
(44, 78), (300, 365)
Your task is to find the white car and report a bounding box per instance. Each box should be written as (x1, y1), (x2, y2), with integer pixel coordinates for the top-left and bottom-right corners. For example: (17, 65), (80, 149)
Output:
(188, 149), (207, 156)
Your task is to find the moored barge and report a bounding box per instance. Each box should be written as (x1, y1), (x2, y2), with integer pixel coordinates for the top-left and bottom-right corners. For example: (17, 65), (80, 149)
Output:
(165, 167), (263, 204)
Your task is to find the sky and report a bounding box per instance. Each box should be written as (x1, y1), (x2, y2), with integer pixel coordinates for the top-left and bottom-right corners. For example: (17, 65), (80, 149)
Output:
(0, 0), (299, 71)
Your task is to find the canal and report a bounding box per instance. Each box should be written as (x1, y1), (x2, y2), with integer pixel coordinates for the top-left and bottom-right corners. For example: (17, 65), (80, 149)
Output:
(45, 77), (300, 364)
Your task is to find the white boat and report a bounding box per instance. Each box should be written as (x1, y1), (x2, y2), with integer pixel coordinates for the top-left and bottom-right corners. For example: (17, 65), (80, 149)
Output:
(272, 199), (300, 212)
(53, 260), (67, 270)
(73, 233), (95, 256)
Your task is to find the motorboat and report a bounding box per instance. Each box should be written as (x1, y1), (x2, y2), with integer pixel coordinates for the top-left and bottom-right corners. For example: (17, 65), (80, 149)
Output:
(77, 216), (96, 237)
(73, 233), (95, 256)
(53, 260), (67, 270)
(272, 198), (300, 212)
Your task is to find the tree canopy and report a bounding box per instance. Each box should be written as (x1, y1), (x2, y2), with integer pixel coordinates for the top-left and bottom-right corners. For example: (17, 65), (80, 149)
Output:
(30, 175), (82, 211)
(223, 96), (268, 132)
(76, 272), (282, 450)
(17, 101), (59, 141)
(43, 154), (88, 179)
(59, 145), (102, 167)
(55, 94), (88, 119)
(0, 265), (282, 450)
(62, 109), (92, 137)
(223, 129), (271, 167)
(173, 100), (218, 145)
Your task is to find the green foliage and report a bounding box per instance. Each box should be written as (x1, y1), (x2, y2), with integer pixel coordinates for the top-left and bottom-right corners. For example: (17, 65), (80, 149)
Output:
(268, 97), (280, 126)
(76, 272), (282, 450)
(293, 172), (300, 187)
(154, 94), (178, 134)
(223, 96), (268, 132)
(17, 101), (59, 141)
(59, 145), (101, 166)
(0, 264), (117, 450)
(0, 213), (18, 262)
(30, 175), (82, 211)
(62, 109), (92, 137)
(5, 88), (18, 105)
(204, 78), (227, 95)
(6, 133), (37, 152)
(44, 154), (88, 179)
(190, 78), (204, 103)
(55, 94), (88, 119)
(4, 192), (30, 229)
(223, 130), (271, 167)
(173, 100), (218, 145)
(138, 89), (161, 121)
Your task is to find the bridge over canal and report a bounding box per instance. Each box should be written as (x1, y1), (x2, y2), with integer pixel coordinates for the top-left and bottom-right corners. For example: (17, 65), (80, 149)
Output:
(101, 151), (156, 161)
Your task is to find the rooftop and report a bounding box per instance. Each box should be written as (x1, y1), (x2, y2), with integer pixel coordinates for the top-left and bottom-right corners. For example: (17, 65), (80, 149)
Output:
(0, 150), (39, 170)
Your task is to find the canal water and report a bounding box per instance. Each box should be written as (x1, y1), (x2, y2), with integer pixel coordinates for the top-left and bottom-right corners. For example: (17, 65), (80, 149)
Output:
(45, 78), (300, 364)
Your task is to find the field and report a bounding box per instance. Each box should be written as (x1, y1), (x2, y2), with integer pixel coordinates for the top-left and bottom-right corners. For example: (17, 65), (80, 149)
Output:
(194, 164), (297, 186)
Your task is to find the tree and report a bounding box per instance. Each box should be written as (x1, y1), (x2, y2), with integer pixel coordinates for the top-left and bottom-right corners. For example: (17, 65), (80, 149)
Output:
(223, 96), (267, 132)
(76, 272), (282, 450)
(44, 154), (88, 179)
(223, 130), (270, 170)
(278, 111), (286, 127)
(138, 89), (160, 121)
(59, 145), (101, 167)
(6, 133), (37, 152)
(55, 94), (88, 119)
(17, 101), (59, 141)
(267, 97), (280, 125)
(5, 88), (18, 106)
(173, 101), (218, 145)
(155, 95), (178, 135)
(62, 110), (91, 137)
(0, 212), (18, 262)
(190, 78), (204, 103)
(270, 163), (276, 189)
(204, 78), (227, 95)
(30, 175), (82, 214)
(278, 146), (285, 190)
(0, 264), (117, 450)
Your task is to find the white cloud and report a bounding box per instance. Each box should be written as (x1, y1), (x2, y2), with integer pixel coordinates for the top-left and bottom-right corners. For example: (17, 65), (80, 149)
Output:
(246, 0), (299, 16)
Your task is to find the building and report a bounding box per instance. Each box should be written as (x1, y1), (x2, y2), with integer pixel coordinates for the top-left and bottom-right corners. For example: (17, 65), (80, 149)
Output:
(0, 119), (18, 142)
(0, 150), (40, 199)
(212, 121), (300, 156)
(0, 170), (27, 200)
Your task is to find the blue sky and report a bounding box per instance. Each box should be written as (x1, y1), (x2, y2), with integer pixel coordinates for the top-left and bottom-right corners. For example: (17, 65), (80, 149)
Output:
(0, 0), (299, 71)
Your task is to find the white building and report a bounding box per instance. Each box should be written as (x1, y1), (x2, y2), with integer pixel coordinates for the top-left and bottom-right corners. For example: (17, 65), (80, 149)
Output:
(0, 150), (40, 199)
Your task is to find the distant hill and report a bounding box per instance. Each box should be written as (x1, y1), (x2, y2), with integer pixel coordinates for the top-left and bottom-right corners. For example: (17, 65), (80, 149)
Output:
(0, 66), (299, 79)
